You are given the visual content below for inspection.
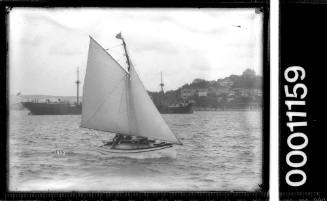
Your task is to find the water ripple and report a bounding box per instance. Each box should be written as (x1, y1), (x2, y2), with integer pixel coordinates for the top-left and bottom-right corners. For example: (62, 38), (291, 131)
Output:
(9, 110), (262, 191)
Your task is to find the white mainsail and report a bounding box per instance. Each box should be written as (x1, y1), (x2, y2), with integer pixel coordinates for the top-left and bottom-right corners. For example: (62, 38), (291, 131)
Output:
(81, 37), (130, 135)
(81, 36), (180, 144)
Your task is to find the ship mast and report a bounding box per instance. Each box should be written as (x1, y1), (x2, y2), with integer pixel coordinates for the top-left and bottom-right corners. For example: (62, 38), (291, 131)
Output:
(75, 67), (80, 105)
(160, 72), (164, 94)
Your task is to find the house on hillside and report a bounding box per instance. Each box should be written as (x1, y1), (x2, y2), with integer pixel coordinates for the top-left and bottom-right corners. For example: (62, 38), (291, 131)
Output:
(217, 77), (233, 88)
(215, 87), (229, 96)
(197, 88), (208, 97)
(181, 88), (210, 98)
(181, 88), (196, 99)
(253, 89), (263, 96)
(207, 87), (216, 95)
(231, 88), (262, 97)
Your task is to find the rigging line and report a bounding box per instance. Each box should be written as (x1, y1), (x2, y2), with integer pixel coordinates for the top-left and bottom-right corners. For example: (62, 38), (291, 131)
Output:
(116, 58), (128, 69)
(116, 55), (126, 63)
(83, 74), (129, 125)
(107, 48), (123, 55)
(105, 43), (122, 50)
(90, 37), (128, 75)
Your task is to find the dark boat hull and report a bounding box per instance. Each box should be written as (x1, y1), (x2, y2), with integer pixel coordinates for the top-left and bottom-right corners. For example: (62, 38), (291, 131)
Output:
(22, 102), (81, 115)
(22, 101), (192, 115)
(157, 103), (193, 114)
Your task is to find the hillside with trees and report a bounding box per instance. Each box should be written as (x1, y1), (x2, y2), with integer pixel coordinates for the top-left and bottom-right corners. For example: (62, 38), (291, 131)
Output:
(149, 68), (263, 110)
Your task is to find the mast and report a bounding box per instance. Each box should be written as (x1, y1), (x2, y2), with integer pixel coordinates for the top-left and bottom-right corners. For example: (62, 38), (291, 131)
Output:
(160, 72), (164, 94)
(159, 72), (165, 107)
(75, 67), (80, 105)
(122, 39), (131, 71)
(116, 32), (131, 71)
(116, 32), (135, 136)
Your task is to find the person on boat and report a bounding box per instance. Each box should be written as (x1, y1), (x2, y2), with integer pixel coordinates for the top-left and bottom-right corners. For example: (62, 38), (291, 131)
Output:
(139, 137), (149, 145)
(112, 134), (124, 145)
(104, 134), (121, 146)
(124, 135), (132, 141)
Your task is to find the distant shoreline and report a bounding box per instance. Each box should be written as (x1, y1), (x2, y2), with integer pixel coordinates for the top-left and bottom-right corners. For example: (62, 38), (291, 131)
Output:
(10, 107), (262, 112)
(193, 107), (262, 111)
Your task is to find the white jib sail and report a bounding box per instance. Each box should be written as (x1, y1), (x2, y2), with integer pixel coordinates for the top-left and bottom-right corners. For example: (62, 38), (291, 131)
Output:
(129, 63), (180, 144)
(82, 36), (180, 144)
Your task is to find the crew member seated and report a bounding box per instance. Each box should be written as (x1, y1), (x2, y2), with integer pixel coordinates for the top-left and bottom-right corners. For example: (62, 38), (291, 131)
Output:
(111, 134), (133, 145)
(112, 134), (124, 145)
(111, 134), (150, 147)
(124, 135), (132, 141)
(136, 137), (149, 145)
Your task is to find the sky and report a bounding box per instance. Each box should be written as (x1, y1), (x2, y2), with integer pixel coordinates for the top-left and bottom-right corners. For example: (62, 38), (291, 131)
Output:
(9, 8), (263, 96)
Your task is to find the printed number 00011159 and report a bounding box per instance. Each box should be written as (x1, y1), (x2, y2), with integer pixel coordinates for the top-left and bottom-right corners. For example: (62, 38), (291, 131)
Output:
(284, 66), (308, 187)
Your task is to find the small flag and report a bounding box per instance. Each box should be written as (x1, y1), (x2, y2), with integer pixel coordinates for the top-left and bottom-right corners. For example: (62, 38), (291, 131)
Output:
(115, 32), (122, 39)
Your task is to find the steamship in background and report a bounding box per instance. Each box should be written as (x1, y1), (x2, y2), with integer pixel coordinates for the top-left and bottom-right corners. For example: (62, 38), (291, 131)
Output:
(21, 69), (82, 115)
(20, 69), (192, 115)
(155, 73), (193, 114)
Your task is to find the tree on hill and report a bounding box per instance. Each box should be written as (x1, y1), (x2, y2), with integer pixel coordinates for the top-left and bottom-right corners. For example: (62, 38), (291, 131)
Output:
(230, 68), (261, 89)
(242, 68), (256, 78)
(192, 79), (206, 84)
(149, 68), (262, 108)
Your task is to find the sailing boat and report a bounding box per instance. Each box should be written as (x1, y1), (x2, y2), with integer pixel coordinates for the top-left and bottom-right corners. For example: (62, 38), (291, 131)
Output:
(81, 33), (182, 153)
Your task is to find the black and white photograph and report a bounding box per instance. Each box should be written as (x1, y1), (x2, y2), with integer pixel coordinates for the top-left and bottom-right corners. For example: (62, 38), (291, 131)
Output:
(8, 8), (265, 192)
(279, 1), (327, 199)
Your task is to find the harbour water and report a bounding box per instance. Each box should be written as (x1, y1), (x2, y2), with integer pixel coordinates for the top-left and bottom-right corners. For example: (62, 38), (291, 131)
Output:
(9, 110), (262, 191)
